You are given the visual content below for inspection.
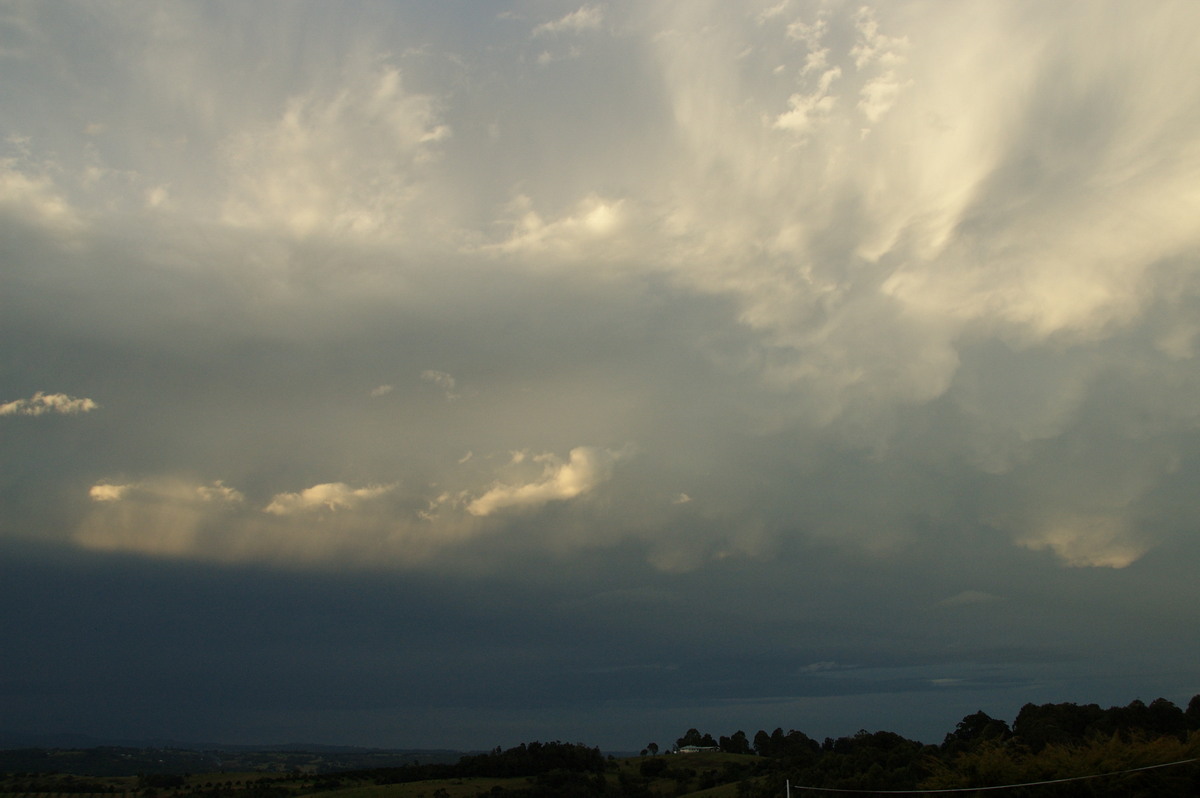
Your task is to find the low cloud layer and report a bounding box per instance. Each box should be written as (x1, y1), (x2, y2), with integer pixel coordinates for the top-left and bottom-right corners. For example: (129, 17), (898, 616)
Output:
(2, 0), (1199, 750)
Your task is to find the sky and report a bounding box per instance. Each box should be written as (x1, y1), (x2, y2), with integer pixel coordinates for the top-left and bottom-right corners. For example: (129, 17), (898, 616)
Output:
(2, 0), (1200, 752)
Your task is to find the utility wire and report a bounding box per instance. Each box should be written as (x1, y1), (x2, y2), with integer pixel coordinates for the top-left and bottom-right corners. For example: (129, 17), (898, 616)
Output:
(785, 756), (1198, 794)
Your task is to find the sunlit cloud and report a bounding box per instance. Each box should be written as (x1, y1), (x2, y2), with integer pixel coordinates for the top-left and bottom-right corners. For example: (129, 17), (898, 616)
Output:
(467, 446), (626, 517)
(77, 478), (246, 559)
(1017, 515), (1147, 569)
(75, 476), (480, 567)
(0, 157), (82, 230)
(264, 482), (395, 515)
(532, 5), (604, 38)
(1, 391), (98, 417)
(420, 369), (459, 400)
(220, 65), (449, 239)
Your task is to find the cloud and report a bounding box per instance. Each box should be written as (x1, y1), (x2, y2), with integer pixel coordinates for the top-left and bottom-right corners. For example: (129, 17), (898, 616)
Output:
(76, 478), (246, 559)
(420, 369), (459, 400)
(87, 483), (129, 502)
(532, 5), (604, 38)
(773, 66), (841, 134)
(467, 446), (625, 516)
(220, 65), (449, 239)
(1016, 514), (1146, 569)
(486, 193), (631, 260)
(0, 155), (83, 231)
(87, 479), (244, 506)
(1, 391), (98, 417)
(73, 476), (478, 567)
(264, 482), (395, 515)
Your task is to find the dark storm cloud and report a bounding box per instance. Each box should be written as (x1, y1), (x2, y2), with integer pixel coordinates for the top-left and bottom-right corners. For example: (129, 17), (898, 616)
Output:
(2, 0), (1200, 750)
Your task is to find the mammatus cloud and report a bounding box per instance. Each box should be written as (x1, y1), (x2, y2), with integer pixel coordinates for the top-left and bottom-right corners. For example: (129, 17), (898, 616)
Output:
(466, 446), (625, 516)
(264, 482), (395, 515)
(0, 392), (98, 417)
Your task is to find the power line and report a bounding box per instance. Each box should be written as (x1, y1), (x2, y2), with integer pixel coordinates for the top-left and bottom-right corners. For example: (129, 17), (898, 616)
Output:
(785, 756), (1198, 794)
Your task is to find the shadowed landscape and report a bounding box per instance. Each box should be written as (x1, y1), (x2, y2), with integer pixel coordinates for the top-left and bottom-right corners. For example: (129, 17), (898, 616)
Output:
(4, 696), (1199, 797)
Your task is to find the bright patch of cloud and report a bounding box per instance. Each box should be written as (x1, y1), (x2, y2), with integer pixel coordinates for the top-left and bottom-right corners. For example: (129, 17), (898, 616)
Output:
(87, 479), (243, 506)
(0, 157), (82, 230)
(774, 66), (841, 134)
(221, 65), (448, 239)
(467, 446), (624, 516)
(420, 370), (459, 400)
(532, 5), (603, 37)
(88, 483), (129, 502)
(75, 476), (478, 567)
(1017, 515), (1147, 569)
(264, 482), (395, 515)
(488, 194), (631, 260)
(195, 481), (245, 504)
(77, 478), (246, 559)
(850, 5), (911, 125)
(1, 391), (98, 417)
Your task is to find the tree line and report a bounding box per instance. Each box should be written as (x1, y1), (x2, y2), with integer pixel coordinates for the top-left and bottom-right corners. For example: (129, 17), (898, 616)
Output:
(676, 694), (1200, 796)
(290, 694), (1200, 795)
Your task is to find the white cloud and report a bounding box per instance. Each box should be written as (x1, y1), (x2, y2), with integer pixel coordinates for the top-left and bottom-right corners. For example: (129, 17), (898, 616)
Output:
(1, 391), (98, 417)
(195, 480), (245, 504)
(467, 446), (624, 516)
(87, 478), (243, 506)
(76, 478), (246, 559)
(88, 483), (129, 502)
(0, 157), (82, 230)
(74, 476), (479, 567)
(369, 384), (394, 397)
(420, 370), (459, 400)
(773, 66), (841, 134)
(220, 65), (448, 239)
(1017, 514), (1147, 569)
(263, 482), (395, 515)
(486, 194), (631, 260)
(532, 5), (603, 38)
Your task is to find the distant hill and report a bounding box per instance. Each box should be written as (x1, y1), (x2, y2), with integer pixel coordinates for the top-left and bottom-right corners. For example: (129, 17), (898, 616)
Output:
(0, 740), (466, 776)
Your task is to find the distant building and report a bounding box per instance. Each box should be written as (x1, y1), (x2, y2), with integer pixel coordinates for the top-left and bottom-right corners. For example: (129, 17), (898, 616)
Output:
(676, 745), (720, 754)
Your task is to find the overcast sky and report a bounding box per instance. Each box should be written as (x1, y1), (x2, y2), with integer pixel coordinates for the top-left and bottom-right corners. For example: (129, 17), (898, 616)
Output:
(3, 0), (1200, 752)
